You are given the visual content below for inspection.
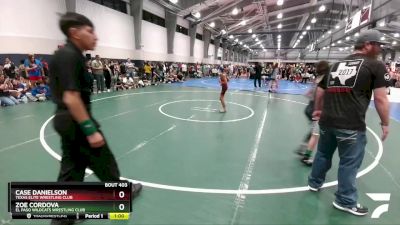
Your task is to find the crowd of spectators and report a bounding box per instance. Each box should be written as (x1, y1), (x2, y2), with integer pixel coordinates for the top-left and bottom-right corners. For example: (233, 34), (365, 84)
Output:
(3, 53), (398, 108)
(1, 53), (247, 108)
(0, 54), (51, 107)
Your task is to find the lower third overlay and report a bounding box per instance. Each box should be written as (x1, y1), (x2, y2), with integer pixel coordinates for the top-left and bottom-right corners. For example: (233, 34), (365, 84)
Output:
(8, 182), (132, 220)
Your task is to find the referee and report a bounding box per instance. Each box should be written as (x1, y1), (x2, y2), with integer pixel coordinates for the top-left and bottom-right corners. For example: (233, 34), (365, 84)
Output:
(49, 13), (142, 225)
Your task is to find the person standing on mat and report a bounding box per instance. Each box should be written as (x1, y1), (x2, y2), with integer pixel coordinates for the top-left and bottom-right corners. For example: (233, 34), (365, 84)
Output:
(49, 12), (142, 225)
(308, 29), (390, 216)
(269, 63), (279, 92)
(254, 62), (262, 88)
(219, 67), (229, 113)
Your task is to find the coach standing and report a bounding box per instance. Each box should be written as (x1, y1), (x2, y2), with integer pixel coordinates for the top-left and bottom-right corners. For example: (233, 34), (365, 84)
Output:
(308, 29), (390, 216)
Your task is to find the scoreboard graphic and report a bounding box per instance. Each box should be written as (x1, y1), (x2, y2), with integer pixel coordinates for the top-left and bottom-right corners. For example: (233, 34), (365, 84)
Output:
(8, 182), (132, 220)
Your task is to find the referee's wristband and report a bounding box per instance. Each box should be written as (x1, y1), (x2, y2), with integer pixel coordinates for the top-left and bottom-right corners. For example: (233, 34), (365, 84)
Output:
(79, 119), (98, 136)
(380, 122), (389, 126)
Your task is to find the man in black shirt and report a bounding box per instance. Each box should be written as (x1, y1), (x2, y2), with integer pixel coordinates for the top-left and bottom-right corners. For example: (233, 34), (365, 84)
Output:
(254, 62), (262, 88)
(308, 29), (390, 216)
(50, 13), (142, 225)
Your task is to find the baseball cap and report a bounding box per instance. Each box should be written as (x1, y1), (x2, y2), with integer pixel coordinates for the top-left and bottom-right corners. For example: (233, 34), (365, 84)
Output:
(355, 29), (389, 45)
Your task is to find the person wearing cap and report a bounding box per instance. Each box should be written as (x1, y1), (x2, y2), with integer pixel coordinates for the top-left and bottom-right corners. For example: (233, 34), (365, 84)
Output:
(49, 13), (142, 225)
(308, 29), (390, 216)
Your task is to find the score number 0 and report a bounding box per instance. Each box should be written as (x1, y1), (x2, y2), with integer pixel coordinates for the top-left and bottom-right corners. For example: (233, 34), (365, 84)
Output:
(118, 191), (126, 211)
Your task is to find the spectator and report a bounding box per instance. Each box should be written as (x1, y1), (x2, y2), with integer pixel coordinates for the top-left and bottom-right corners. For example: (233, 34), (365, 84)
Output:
(125, 58), (136, 78)
(31, 81), (51, 101)
(91, 55), (105, 93)
(24, 54), (44, 87)
(10, 79), (28, 103)
(18, 60), (27, 79)
(103, 60), (112, 92)
(144, 62), (152, 81)
(85, 60), (94, 93)
(40, 57), (49, 77)
(0, 75), (19, 106)
(3, 57), (16, 79)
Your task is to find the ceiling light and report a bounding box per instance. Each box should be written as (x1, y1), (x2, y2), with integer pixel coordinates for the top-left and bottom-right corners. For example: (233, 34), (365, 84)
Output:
(277, 23), (282, 29)
(255, 38), (259, 41)
(252, 34), (257, 38)
(322, 35), (325, 38)
(346, 36), (350, 40)
(322, 47), (326, 50)
(354, 32), (359, 37)
(311, 17), (317, 24)
(229, 35), (234, 39)
(235, 38), (239, 42)
(277, 0), (284, 6)
(221, 29), (226, 34)
(169, 0), (178, 3)
(232, 8), (239, 15)
(381, 37), (386, 41)
(263, 49), (267, 52)
(328, 30), (332, 34)
(240, 20), (247, 26)
(335, 25), (340, 29)
(337, 40), (342, 44)
(339, 48), (343, 51)
(345, 47), (349, 50)
(393, 41), (398, 45)
(394, 33), (399, 38)
(302, 31), (307, 35)
(277, 13), (283, 19)
(331, 43), (335, 46)
(319, 5), (326, 12)
(209, 22), (215, 28)
(193, 11), (201, 18)
(248, 29), (253, 33)
(299, 35), (303, 39)
(306, 25), (311, 30)
(277, 34), (282, 38)
(379, 21), (385, 27)
(240, 41), (243, 45)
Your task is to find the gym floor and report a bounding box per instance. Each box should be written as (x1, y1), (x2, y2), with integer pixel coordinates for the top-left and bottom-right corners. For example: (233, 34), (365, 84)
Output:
(0, 79), (399, 225)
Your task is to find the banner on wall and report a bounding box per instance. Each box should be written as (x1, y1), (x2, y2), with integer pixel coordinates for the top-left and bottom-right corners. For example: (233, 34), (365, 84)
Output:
(345, 4), (371, 33)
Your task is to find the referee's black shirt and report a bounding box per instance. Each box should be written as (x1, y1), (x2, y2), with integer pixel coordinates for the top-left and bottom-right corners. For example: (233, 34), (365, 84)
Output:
(49, 41), (92, 112)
